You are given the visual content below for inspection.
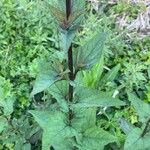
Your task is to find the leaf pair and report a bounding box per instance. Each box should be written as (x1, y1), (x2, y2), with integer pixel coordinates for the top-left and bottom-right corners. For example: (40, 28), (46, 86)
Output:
(29, 109), (118, 150)
(48, 0), (85, 30)
(30, 80), (125, 150)
(47, 80), (125, 112)
(31, 32), (108, 96)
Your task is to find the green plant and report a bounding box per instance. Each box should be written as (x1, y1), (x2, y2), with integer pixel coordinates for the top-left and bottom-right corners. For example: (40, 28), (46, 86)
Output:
(29, 1), (126, 150)
(123, 93), (150, 150)
(0, 0), (55, 149)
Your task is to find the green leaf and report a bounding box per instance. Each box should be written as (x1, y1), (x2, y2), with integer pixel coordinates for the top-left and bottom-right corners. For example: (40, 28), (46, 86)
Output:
(83, 55), (104, 88)
(71, 108), (96, 132)
(0, 77), (15, 115)
(29, 110), (75, 150)
(74, 32), (107, 71)
(128, 93), (150, 122)
(14, 138), (27, 150)
(60, 29), (76, 52)
(73, 87), (125, 108)
(0, 116), (8, 133)
(22, 143), (31, 150)
(118, 118), (134, 135)
(99, 64), (121, 86)
(48, 80), (69, 112)
(0, 97), (15, 116)
(52, 126), (78, 150)
(47, 0), (85, 14)
(79, 126), (117, 150)
(31, 60), (63, 96)
(124, 128), (150, 150)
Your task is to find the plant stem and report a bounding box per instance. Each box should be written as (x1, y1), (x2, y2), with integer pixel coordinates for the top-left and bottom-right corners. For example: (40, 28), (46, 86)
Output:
(66, 0), (72, 20)
(68, 45), (74, 102)
(66, 0), (74, 122)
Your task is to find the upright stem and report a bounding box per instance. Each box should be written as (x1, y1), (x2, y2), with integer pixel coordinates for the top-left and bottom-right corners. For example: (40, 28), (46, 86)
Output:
(68, 45), (74, 102)
(66, 0), (74, 122)
(66, 0), (73, 102)
(66, 0), (72, 20)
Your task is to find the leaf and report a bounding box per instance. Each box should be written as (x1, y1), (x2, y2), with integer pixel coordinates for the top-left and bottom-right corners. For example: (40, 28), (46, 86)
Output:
(128, 93), (150, 122)
(72, 0), (86, 13)
(0, 97), (15, 116)
(29, 110), (75, 150)
(0, 116), (8, 133)
(49, 5), (66, 24)
(22, 143), (31, 150)
(48, 80), (69, 112)
(72, 87), (125, 108)
(60, 29), (76, 52)
(99, 64), (121, 86)
(124, 128), (150, 150)
(31, 60), (63, 96)
(52, 126), (78, 150)
(118, 117), (134, 135)
(74, 32), (107, 71)
(79, 126), (117, 150)
(83, 54), (104, 88)
(14, 137), (26, 150)
(71, 108), (97, 132)
(0, 77), (15, 115)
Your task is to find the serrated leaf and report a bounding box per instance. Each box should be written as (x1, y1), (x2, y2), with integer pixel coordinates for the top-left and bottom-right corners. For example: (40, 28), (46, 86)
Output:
(73, 87), (125, 108)
(100, 64), (121, 86)
(72, 108), (96, 132)
(31, 60), (63, 96)
(52, 126), (78, 150)
(79, 126), (117, 150)
(124, 128), (150, 150)
(74, 32), (107, 71)
(48, 80), (69, 112)
(128, 93), (150, 122)
(29, 110), (76, 150)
